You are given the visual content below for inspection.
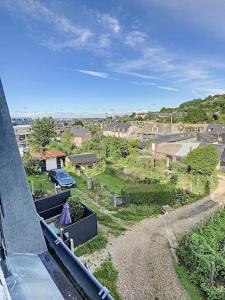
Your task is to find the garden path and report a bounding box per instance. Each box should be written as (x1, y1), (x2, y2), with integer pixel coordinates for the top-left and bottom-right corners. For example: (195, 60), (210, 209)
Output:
(110, 175), (225, 300)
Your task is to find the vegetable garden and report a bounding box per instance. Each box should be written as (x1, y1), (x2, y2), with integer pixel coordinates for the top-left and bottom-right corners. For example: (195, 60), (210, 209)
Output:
(177, 209), (225, 300)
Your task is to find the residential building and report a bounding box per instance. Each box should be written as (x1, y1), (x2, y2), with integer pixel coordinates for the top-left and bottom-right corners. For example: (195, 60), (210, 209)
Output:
(11, 117), (32, 126)
(207, 124), (225, 143)
(69, 126), (92, 146)
(103, 122), (138, 139)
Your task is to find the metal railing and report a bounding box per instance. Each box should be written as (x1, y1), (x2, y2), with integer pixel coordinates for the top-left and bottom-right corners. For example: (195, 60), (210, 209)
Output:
(39, 217), (114, 300)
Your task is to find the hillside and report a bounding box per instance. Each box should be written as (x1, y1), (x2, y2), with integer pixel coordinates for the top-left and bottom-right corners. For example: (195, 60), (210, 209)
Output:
(161, 94), (225, 123)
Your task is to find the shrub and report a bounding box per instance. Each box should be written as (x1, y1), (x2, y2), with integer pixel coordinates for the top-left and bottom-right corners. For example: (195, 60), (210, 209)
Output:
(185, 145), (219, 176)
(172, 189), (199, 206)
(23, 152), (41, 175)
(68, 195), (85, 222)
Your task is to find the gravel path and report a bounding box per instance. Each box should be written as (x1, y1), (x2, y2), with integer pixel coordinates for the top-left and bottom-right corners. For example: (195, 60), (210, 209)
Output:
(110, 176), (225, 300)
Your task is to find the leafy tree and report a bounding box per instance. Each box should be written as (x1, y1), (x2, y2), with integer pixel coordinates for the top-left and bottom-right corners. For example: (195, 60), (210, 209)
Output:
(48, 131), (77, 155)
(23, 152), (40, 175)
(185, 145), (218, 175)
(29, 117), (56, 151)
(183, 107), (208, 123)
(73, 120), (84, 127)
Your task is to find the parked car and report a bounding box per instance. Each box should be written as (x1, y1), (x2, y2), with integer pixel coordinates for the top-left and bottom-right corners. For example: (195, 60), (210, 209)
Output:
(48, 168), (76, 189)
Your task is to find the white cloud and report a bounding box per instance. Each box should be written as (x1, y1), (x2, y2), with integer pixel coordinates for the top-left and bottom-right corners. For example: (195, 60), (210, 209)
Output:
(114, 70), (162, 80)
(0, 0), (92, 50)
(158, 86), (178, 92)
(78, 70), (110, 78)
(125, 30), (147, 47)
(78, 69), (119, 81)
(97, 13), (121, 34)
(128, 81), (157, 86)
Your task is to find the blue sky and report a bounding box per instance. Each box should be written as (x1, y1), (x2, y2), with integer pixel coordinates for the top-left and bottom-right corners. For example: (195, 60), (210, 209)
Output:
(1, 0), (225, 117)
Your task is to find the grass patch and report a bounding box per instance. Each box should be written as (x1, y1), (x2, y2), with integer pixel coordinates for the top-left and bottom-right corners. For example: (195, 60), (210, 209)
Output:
(97, 212), (126, 236)
(175, 264), (204, 300)
(27, 173), (54, 196)
(75, 232), (107, 257)
(113, 205), (162, 223)
(96, 173), (131, 194)
(94, 258), (122, 300)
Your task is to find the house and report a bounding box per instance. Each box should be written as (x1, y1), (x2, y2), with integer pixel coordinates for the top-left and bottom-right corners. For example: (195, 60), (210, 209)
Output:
(196, 133), (218, 144)
(103, 122), (138, 139)
(68, 153), (99, 170)
(207, 124), (225, 144)
(69, 127), (92, 146)
(14, 124), (31, 142)
(207, 124), (225, 134)
(32, 149), (66, 172)
(14, 125), (31, 156)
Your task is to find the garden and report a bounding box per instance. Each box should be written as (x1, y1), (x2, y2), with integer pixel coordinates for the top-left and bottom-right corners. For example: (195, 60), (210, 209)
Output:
(177, 209), (225, 300)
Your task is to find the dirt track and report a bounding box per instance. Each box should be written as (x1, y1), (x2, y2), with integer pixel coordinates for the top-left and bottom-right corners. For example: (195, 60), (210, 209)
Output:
(110, 176), (225, 300)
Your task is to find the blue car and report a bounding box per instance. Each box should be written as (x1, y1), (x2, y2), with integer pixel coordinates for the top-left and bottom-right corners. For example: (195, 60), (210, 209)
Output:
(48, 168), (76, 189)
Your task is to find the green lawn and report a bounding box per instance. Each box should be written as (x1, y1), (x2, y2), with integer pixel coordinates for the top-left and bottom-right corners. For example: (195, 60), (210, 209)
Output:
(95, 173), (131, 194)
(113, 205), (162, 223)
(94, 258), (122, 300)
(27, 173), (54, 197)
(75, 232), (108, 257)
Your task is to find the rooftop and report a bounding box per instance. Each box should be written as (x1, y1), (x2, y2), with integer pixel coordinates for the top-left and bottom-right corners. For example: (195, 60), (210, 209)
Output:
(32, 149), (66, 160)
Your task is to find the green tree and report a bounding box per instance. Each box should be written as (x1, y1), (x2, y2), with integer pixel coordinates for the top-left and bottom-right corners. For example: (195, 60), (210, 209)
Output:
(23, 152), (40, 175)
(185, 145), (218, 175)
(48, 131), (77, 155)
(29, 117), (56, 151)
(183, 107), (208, 123)
(73, 120), (84, 127)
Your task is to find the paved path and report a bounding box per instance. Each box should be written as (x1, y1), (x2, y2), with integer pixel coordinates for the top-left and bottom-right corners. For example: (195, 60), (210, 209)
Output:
(110, 176), (225, 300)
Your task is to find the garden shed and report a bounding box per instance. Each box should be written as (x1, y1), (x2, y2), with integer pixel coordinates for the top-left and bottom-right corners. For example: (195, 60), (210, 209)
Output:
(68, 153), (99, 170)
(32, 149), (66, 172)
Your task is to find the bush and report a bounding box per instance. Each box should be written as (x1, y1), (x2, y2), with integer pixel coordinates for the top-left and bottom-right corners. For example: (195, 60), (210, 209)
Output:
(185, 145), (219, 176)
(23, 152), (41, 175)
(68, 195), (85, 222)
(173, 189), (200, 206)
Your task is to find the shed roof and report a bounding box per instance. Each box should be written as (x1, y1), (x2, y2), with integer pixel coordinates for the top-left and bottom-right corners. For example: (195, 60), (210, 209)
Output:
(156, 143), (182, 156)
(69, 153), (99, 165)
(154, 133), (196, 143)
(33, 149), (65, 160)
(175, 142), (200, 157)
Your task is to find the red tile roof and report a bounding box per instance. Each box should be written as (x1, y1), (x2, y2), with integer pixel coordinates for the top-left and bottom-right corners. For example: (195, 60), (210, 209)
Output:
(32, 149), (65, 160)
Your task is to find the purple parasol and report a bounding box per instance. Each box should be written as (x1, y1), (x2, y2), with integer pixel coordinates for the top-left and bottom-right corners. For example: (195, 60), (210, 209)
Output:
(58, 202), (72, 226)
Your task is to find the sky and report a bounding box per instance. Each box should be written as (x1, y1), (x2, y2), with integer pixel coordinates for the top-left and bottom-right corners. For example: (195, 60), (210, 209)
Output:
(1, 0), (225, 118)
